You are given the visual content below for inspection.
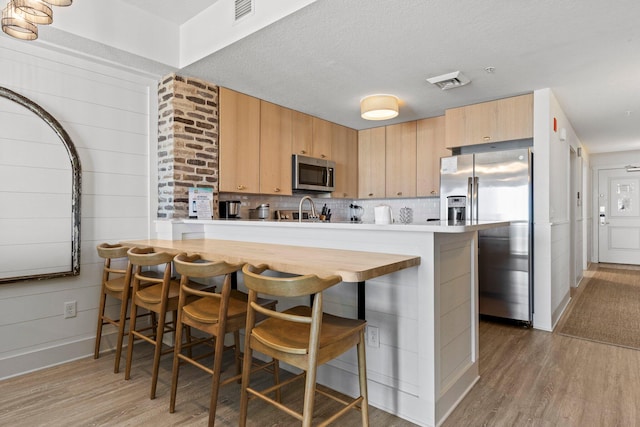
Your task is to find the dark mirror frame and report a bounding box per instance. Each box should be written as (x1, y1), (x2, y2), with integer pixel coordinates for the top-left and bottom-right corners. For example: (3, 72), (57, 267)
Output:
(0, 86), (81, 284)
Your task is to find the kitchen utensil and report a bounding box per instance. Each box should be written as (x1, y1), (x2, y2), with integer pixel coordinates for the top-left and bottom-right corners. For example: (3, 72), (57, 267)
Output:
(374, 205), (393, 224)
(399, 207), (413, 224)
(219, 200), (241, 218)
(349, 203), (364, 222)
(257, 203), (270, 219)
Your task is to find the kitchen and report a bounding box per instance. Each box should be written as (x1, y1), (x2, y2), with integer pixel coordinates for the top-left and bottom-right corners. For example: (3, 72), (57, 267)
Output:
(1, 1), (640, 426)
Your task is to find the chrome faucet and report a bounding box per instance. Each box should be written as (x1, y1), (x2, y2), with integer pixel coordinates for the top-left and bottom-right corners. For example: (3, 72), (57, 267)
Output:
(298, 196), (318, 222)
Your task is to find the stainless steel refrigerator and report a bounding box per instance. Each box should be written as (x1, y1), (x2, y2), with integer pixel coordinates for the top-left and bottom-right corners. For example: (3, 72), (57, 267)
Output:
(440, 148), (533, 324)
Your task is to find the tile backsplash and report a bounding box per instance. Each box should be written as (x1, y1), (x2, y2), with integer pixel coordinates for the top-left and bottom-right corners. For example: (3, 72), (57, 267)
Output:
(220, 193), (441, 223)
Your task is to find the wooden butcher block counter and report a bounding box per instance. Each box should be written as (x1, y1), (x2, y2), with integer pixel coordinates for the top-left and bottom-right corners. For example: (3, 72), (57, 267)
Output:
(119, 238), (420, 283)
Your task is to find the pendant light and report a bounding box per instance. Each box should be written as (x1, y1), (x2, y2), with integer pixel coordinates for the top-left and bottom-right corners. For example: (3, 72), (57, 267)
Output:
(1, 0), (74, 41)
(1, 3), (38, 40)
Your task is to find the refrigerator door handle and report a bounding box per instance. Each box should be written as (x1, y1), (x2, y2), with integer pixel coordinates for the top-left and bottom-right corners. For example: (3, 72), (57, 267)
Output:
(473, 176), (479, 222)
(467, 177), (473, 221)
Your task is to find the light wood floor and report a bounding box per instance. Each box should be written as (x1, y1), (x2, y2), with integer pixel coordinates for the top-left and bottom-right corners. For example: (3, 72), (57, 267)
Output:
(444, 263), (640, 426)
(0, 343), (416, 426)
(3, 265), (639, 426)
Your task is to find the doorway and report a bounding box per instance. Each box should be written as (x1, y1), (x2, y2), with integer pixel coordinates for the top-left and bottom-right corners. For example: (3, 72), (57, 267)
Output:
(597, 167), (640, 265)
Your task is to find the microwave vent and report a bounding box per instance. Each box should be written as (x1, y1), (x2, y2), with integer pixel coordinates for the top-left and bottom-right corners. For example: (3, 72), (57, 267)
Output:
(426, 71), (471, 90)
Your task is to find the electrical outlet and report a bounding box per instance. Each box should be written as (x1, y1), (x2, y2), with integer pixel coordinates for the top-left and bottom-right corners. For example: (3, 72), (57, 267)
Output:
(64, 301), (77, 319)
(366, 325), (379, 348)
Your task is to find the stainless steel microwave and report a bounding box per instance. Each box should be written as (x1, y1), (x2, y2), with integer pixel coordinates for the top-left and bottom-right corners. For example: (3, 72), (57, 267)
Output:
(292, 154), (335, 192)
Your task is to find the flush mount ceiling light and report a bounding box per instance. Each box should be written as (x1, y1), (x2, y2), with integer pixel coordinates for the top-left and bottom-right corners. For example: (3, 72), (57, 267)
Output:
(360, 94), (399, 121)
(426, 71), (471, 90)
(1, 0), (72, 41)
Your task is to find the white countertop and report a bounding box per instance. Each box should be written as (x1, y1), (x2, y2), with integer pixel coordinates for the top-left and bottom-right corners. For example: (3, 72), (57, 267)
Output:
(167, 218), (509, 233)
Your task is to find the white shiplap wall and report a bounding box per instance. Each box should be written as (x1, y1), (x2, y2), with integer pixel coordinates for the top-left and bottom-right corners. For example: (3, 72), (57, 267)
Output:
(0, 37), (159, 379)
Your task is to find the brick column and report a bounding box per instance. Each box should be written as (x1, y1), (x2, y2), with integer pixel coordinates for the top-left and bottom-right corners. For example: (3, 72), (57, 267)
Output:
(157, 74), (219, 218)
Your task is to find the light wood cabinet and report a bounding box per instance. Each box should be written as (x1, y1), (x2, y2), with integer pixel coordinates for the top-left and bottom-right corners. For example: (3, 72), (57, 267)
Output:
(331, 124), (358, 199)
(260, 101), (292, 195)
(219, 87), (260, 193)
(417, 116), (448, 197)
(291, 111), (313, 156)
(311, 117), (332, 160)
(385, 122), (417, 198)
(358, 127), (386, 199)
(445, 93), (533, 148)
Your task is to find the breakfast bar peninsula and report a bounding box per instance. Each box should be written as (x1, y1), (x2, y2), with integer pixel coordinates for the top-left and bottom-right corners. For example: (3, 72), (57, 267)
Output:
(129, 219), (507, 426)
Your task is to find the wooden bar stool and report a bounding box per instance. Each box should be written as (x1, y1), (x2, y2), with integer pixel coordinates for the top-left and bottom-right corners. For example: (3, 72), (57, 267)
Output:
(94, 243), (161, 373)
(170, 254), (280, 426)
(124, 247), (207, 399)
(239, 264), (369, 427)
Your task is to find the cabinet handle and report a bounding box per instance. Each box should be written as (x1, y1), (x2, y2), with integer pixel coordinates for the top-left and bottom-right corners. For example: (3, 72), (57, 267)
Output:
(483, 136), (491, 141)
(237, 184), (246, 191)
(431, 190), (436, 195)
(300, 150), (306, 154)
(321, 154), (326, 158)
(274, 187), (280, 193)
(397, 192), (402, 196)
(343, 193), (348, 197)
(368, 193), (374, 197)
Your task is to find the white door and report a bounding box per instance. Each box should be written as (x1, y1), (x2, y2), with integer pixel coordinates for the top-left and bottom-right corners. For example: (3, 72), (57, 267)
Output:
(598, 168), (640, 264)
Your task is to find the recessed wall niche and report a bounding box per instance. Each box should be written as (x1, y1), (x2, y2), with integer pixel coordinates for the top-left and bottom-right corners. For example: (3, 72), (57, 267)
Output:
(0, 86), (81, 283)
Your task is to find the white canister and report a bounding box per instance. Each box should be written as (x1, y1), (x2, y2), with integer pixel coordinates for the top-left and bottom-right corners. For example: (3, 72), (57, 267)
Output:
(374, 205), (393, 224)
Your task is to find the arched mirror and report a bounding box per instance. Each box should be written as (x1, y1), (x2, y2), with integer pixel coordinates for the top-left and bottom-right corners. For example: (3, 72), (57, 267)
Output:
(0, 86), (81, 283)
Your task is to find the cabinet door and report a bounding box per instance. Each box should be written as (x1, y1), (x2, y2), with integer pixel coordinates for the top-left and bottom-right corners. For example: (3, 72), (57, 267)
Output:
(219, 88), (260, 193)
(417, 116), (448, 197)
(386, 121), (417, 198)
(291, 110), (313, 156)
(445, 94), (533, 148)
(358, 127), (386, 199)
(494, 93), (533, 142)
(331, 124), (358, 199)
(260, 101), (292, 195)
(311, 117), (332, 160)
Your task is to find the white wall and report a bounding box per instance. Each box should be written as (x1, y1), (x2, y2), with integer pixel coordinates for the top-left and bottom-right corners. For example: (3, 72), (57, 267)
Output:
(589, 150), (640, 262)
(0, 37), (158, 379)
(533, 88), (589, 330)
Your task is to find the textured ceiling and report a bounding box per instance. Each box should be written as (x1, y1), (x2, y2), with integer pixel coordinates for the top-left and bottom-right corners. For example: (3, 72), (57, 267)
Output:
(31, 0), (640, 154)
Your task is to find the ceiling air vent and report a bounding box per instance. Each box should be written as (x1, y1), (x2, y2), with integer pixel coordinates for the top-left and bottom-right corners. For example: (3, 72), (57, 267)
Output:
(235, 0), (254, 21)
(426, 71), (471, 90)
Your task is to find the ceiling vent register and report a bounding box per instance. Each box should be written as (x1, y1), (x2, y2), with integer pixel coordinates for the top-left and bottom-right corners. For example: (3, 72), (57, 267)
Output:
(426, 71), (471, 90)
(235, 0), (253, 21)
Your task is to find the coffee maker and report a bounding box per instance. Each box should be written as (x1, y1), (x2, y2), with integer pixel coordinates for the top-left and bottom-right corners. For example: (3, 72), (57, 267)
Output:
(219, 200), (241, 219)
(446, 196), (466, 223)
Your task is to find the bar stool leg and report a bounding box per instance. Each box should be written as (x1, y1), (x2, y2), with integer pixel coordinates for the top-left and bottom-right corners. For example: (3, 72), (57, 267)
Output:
(169, 306), (185, 413)
(124, 293), (139, 381)
(357, 329), (369, 426)
(150, 309), (167, 399)
(94, 289), (107, 359)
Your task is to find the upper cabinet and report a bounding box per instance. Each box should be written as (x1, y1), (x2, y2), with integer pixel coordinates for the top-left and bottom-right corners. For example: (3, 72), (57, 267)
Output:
(311, 117), (333, 160)
(260, 101), (293, 195)
(358, 127), (386, 199)
(416, 116), (448, 197)
(385, 121), (417, 198)
(219, 87), (260, 193)
(291, 111), (313, 156)
(445, 93), (533, 148)
(331, 124), (358, 199)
